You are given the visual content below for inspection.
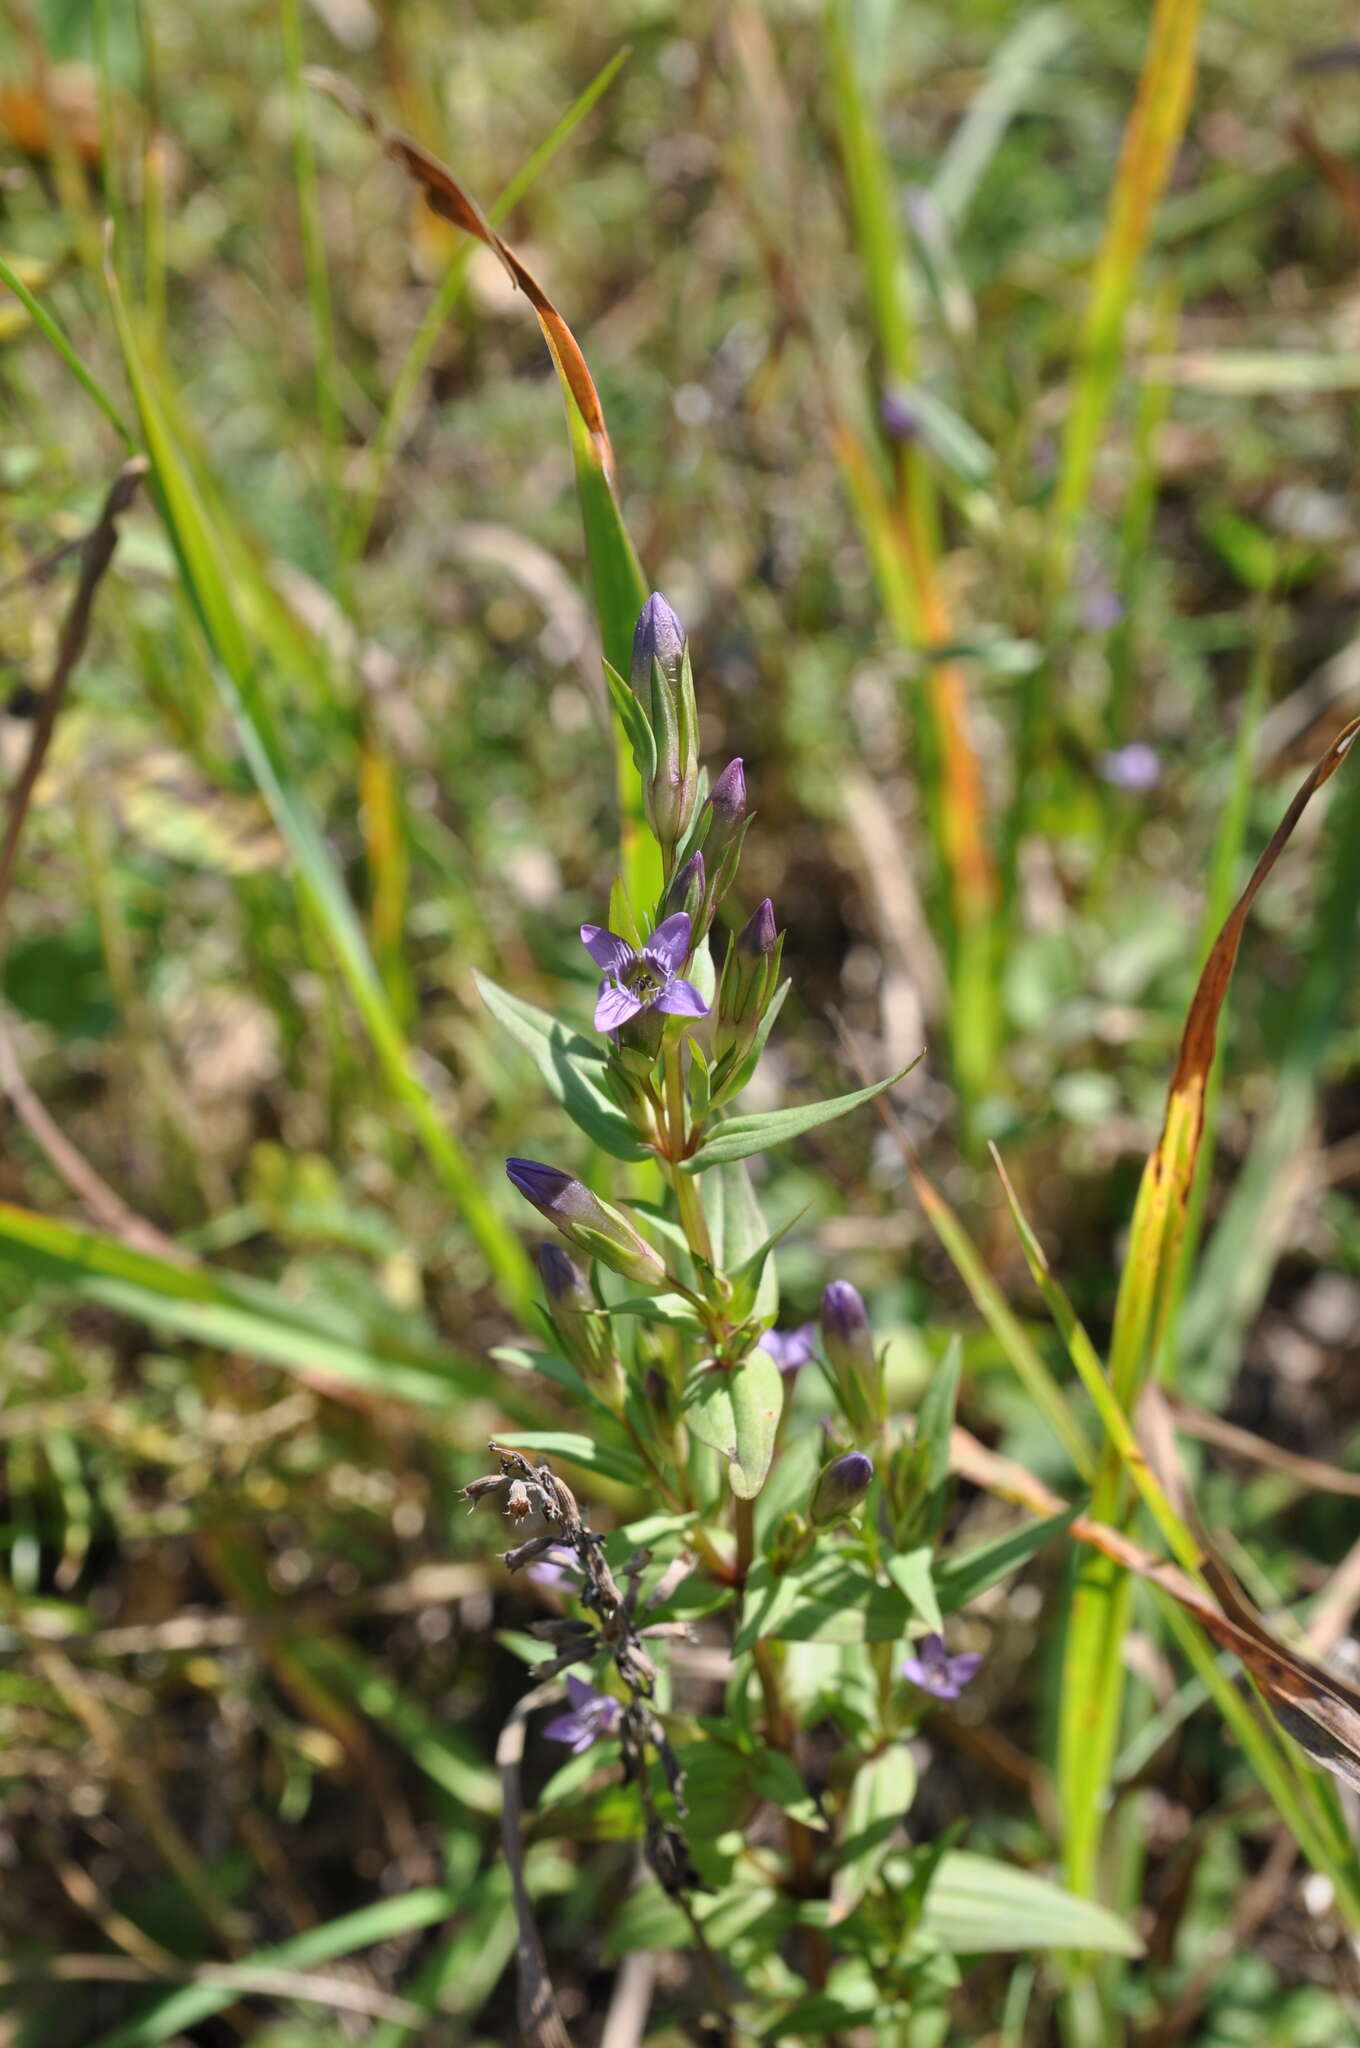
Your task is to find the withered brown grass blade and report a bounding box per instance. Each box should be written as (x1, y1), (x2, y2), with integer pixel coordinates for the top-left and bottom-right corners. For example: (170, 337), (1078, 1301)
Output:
(306, 68), (616, 485)
(955, 1416), (1360, 1798)
(1110, 711), (1360, 1397)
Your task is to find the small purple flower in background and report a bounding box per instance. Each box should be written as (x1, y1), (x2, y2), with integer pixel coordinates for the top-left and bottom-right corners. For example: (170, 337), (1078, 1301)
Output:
(526, 1546), (581, 1591)
(901, 1633), (983, 1702)
(758, 1322), (817, 1374)
(581, 910), (708, 1034)
(1098, 742), (1161, 793)
(880, 388), (922, 443)
(542, 1673), (622, 1754)
(1081, 587), (1125, 634)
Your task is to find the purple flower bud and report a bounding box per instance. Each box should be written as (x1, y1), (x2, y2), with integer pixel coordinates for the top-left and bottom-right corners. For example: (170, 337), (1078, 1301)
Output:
(737, 897), (777, 958)
(709, 757), (746, 828)
(822, 1279), (871, 1356)
(810, 1448), (875, 1525)
(630, 591), (685, 694)
(663, 849), (706, 924)
(714, 898), (783, 1076)
(535, 1243), (624, 1408)
(506, 1159), (667, 1291)
(630, 594), (699, 859)
(821, 1281), (882, 1437)
(536, 1241), (588, 1310)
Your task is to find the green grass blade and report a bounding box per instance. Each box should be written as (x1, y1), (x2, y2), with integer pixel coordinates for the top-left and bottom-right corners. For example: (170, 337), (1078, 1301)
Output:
(0, 253), (134, 447)
(279, 0), (345, 549)
(930, 8), (1070, 231)
(0, 1199), (534, 1422)
(101, 256), (534, 1319)
(1049, 0), (1203, 586)
(85, 1886), (466, 2048)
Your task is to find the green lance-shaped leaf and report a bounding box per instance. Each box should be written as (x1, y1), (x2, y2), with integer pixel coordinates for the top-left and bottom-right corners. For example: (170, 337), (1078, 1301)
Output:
(933, 1505), (1078, 1615)
(684, 1351), (785, 1499)
(729, 1345), (786, 1498)
(684, 1056), (921, 1170)
(831, 1744), (918, 1922)
(473, 973), (648, 1161)
(921, 1852), (1143, 1957)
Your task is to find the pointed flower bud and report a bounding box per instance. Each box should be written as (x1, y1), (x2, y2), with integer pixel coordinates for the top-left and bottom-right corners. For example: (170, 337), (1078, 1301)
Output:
(535, 1244), (624, 1410)
(821, 1280), (882, 1438)
(663, 849), (706, 927)
(810, 1449), (875, 1526)
(709, 756), (747, 830)
(701, 757), (750, 911)
(630, 592), (685, 694)
(713, 897), (782, 1071)
(506, 1160), (667, 1291)
(738, 897), (777, 958)
(629, 593), (698, 861)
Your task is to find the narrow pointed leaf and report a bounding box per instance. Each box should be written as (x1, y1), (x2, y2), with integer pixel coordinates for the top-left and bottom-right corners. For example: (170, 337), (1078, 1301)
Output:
(686, 1057), (920, 1170)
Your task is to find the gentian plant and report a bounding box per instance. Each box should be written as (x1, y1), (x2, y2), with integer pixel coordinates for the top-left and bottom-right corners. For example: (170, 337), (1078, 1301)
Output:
(466, 595), (1140, 2043)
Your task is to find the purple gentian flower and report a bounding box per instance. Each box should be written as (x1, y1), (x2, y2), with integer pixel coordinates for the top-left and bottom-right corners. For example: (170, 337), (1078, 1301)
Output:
(542, 1673), (622, 1754)
(758, 1322), (817, 1373)
(580, 910), (708, 1034)
(1098, 742), (1161, 793)
(901, 1633), (983, 1702)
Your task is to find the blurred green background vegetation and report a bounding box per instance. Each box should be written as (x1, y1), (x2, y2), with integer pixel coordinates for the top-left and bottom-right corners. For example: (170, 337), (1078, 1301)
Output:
(0, 0), (1359, 2041)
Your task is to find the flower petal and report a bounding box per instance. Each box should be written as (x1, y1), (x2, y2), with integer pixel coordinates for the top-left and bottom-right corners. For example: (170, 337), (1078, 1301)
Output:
(580, 924), (634, 976)
(565, 1673), (598, 1710)
(541, 1712), (583, 1745)
(654, 977), (708, 1019)
(947, 1653), (984, 1688)
(595, 982), (643, 1033)
(645, 911), (692, 974)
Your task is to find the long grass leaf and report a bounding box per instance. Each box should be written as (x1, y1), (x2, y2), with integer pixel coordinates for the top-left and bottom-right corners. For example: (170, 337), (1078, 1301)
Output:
(1050, 0), (1203, 581)
(101, 252), (534, 1318)
(0, 1199), (534, 1422)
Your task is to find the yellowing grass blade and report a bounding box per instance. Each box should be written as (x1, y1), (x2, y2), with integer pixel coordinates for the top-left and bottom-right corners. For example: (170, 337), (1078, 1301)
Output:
(1057, 710), (1360, 1904)
(1050, 0), (1203, 586)
(1109, 711), (1360, 1403)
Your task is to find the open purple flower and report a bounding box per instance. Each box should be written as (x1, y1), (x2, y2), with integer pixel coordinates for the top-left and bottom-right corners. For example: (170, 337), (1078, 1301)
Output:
(758, 1322), (817, 1373)
(542, 1673), (622, 1754)
(581, 910), (708, 1034)
(901, 1633), (983, 1702)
